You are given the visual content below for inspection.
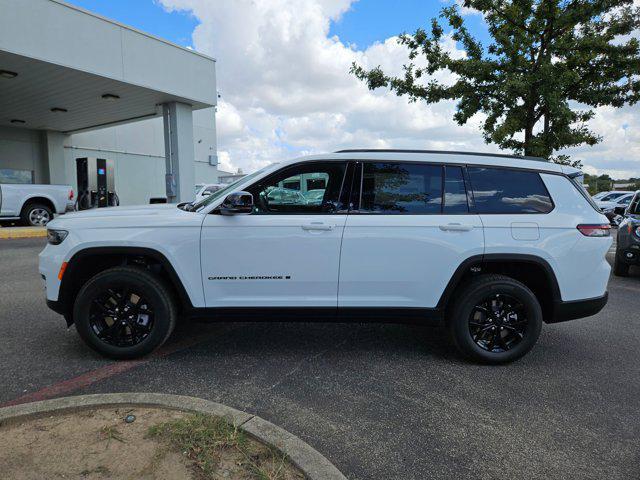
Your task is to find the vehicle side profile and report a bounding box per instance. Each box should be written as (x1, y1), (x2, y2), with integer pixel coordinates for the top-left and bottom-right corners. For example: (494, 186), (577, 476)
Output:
(39, 150), (612, 364)
(613, 190), (640, 277)
(0, 183), (74, 226)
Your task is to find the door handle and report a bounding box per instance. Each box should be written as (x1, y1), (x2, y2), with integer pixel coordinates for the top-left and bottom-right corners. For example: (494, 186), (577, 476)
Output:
(439, 223), (473, 232)
(302, 223), (333, 231)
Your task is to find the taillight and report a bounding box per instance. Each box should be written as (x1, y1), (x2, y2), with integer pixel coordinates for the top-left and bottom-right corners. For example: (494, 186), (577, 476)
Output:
(577, 224), (611, 237)
(69, 189), (74, 200)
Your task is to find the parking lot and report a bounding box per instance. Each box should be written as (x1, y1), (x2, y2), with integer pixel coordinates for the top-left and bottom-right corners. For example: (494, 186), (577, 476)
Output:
(1, 237), (638, 480)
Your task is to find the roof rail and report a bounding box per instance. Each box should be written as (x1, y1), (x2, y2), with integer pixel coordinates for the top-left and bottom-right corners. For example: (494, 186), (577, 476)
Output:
(333, 149), (548, 162)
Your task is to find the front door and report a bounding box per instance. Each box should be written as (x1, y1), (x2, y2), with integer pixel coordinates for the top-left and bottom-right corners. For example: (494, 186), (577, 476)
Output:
(200, 161), (349, 308)
(338, 161), (484, 309)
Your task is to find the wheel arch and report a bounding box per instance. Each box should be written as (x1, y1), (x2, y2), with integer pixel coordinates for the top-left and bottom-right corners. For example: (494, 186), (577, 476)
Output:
(437, 254), (562, 323)
(21, 196), (56, 214)
(58, 246), (194, 325)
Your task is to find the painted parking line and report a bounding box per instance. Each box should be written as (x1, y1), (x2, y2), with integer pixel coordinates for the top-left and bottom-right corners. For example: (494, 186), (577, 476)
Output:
(0, 330), (218, 408)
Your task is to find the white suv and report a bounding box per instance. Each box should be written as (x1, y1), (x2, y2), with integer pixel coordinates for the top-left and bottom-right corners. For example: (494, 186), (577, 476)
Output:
(39, 150), (612, 364)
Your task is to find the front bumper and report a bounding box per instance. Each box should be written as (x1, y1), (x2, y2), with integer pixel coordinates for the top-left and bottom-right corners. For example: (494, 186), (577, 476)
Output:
(548, 292), (609, 323)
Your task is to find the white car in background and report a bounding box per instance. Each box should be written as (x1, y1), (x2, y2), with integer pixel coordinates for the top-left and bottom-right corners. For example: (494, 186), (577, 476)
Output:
(195, 184), (226, 203)
(0, 183), (74, 226)
(596, 193), (634, 212)
(593, 190), (632, 202)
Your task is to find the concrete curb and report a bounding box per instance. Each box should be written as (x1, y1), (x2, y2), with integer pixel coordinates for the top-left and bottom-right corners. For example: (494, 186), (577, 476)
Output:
(0, 226), (46, 239)
(0, 393), (347, 480)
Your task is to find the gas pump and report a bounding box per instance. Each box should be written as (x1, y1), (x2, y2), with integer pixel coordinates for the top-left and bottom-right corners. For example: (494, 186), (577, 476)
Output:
(76, 157), (119, 210)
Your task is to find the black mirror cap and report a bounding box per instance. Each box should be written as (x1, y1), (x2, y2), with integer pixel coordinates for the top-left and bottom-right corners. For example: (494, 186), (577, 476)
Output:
(220, 191), (254, 215)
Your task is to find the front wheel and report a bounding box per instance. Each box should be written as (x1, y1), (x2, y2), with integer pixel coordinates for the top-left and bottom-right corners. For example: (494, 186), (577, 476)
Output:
(73, 266), (177, 359)
(447, 274), (543, 364)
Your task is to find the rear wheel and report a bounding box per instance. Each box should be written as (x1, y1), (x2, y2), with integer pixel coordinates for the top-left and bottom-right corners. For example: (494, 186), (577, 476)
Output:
(447, 274), (543, 364)
(73, 266), (176, 359)
(21, 203), (53, 226)
(613, 254), (630, 277)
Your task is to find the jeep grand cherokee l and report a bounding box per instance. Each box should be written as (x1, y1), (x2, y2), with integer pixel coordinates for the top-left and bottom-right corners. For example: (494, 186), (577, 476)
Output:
(39, 150), (611, 364)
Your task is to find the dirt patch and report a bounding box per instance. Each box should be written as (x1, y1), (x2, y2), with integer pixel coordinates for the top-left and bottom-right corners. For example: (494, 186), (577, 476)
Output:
(0, 407), (304, 480)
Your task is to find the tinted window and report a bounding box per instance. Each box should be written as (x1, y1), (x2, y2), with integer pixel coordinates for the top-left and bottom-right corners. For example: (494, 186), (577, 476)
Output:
(251, 162), (346, 214)
(444, 166), (468, 213)
(468, 167), (553, 214)
(361, 163), (442, 214)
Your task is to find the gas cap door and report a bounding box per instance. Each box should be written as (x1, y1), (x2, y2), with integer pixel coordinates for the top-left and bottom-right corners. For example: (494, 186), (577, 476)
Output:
(511, 222), (540, 241)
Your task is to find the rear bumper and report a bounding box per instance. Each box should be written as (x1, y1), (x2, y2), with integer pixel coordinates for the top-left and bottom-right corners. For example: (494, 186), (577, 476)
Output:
(548, 292), (608, 323)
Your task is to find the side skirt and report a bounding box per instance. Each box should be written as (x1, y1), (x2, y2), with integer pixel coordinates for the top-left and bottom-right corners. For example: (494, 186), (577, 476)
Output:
(185, 307), (444, 325)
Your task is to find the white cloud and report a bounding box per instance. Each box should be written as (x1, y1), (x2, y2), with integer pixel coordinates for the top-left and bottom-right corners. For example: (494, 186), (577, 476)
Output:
(160, 0), (640, 178)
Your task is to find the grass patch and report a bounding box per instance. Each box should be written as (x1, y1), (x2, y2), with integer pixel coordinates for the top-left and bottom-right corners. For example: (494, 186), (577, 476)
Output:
(148, 413), (303, 479)
(99, 425), (125, 447)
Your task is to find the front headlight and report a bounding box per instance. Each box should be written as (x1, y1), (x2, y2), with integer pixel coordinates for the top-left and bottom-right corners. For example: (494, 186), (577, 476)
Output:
(635, 226), (640, 238)
(47, 229), (68, 245)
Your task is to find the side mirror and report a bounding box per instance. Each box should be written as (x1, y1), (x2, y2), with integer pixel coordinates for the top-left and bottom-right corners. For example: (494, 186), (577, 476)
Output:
(201, 191), (211, 197)
(220, 191), (253, 215)
(614, 206), (626, 216)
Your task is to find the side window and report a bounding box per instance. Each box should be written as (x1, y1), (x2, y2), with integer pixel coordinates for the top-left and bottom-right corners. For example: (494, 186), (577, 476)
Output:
(251, 162), (347, 214)
(468, 167), (554, 214)
(619, 195), (633, 206)
(360, 162), (442, 214)
(443, 166), (469, 214)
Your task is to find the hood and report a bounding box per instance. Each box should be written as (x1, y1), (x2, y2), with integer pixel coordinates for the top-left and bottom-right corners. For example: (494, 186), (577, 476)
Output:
(60, 204), (176, 219)
(46, 203), (198, 230)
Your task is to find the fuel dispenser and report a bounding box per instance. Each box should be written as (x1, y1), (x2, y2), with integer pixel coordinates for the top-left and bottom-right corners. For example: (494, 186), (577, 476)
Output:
(76, 157), (119, 210)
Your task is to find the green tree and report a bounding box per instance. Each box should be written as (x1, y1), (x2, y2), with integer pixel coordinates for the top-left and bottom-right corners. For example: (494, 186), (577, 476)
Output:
(351, 0), (640, 168)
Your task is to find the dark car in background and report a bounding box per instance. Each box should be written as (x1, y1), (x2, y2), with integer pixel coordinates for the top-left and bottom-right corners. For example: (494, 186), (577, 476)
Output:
(614, 190), (640, 276)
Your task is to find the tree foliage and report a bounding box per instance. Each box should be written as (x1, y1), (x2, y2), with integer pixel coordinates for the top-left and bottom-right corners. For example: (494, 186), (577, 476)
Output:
(351, 0), (640, 166)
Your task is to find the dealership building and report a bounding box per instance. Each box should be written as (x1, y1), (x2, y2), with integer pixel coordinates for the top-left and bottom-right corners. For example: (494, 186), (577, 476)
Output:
(0, 0), (227, 205)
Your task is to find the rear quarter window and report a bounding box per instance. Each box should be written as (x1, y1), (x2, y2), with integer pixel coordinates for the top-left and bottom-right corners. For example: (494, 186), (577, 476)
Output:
(468, 167), (554, 214)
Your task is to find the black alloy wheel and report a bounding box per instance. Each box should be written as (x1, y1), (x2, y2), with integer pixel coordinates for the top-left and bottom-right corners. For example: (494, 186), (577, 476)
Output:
(469, 294), (528, 353)
(73, 266), (176, 359)
(89, 288), (155, 347)
(447, 274), (543, 364)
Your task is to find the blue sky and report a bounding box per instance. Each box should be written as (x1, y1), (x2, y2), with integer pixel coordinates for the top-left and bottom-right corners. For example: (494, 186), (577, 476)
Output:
(67, 0), (199, 47)
(67, 0), (490, 51)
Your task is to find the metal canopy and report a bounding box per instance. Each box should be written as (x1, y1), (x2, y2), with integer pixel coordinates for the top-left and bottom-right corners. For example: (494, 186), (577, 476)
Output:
(0, 50), (212, 134)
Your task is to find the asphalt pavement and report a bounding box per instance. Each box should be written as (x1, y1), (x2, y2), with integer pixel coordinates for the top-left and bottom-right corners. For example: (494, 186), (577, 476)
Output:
(0, 237), (638, 480)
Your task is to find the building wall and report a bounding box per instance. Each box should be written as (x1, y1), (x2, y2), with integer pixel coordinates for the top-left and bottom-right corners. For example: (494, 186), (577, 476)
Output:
(0, 107), (221, 205)
(0, 126), (48, 183)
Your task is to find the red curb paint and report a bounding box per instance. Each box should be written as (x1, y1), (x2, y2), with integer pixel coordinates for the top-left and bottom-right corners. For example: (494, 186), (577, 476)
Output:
(1, 335), (205, 408)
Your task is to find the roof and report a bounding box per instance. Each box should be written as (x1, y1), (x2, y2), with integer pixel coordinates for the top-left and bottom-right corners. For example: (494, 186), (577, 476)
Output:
(335, 149), (547, 162)
(292, 151), (568, 174)
(0, 0), (216, 133)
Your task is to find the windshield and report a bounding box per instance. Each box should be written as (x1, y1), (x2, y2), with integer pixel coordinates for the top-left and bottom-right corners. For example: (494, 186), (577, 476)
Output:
(191, 164), (277, 211)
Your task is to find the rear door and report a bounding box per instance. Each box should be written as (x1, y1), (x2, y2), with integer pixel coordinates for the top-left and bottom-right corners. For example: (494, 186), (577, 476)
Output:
(338, 161), (484, 309)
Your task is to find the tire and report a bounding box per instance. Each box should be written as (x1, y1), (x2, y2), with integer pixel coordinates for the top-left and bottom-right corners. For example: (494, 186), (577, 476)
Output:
(447, 274), (543, 364)
(73, 266), (177, 359)
(21, 202), (53, 226)
(613, 254), (630, 277)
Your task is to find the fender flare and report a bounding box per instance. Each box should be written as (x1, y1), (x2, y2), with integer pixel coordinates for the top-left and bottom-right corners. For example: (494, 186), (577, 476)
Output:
(436, 253), (562, 310)
(58, 246), (194, 322)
